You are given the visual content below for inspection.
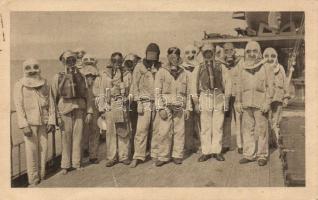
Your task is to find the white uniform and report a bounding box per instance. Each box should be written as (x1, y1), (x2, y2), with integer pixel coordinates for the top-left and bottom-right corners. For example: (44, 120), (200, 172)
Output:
(14, 60), (49, 185)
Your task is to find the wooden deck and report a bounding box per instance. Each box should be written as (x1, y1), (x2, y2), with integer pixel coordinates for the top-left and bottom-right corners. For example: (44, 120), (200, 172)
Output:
(13, 104), (305, 187)
(37, 141), (284, 187)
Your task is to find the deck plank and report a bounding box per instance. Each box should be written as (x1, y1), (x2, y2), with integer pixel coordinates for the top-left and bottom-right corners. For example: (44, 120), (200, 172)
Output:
(38, 141), (283, 187)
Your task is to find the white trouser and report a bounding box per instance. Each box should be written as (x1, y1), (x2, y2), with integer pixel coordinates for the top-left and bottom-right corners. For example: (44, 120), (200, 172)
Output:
(199, 93), (225, 155)
(24, 125), (48, 184)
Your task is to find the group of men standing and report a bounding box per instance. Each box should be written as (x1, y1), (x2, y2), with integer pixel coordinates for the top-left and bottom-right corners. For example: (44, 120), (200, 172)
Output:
(13, 40), (290, 186)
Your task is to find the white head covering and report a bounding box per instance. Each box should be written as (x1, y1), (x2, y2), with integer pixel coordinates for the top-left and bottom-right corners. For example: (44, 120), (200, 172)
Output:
(21, 58), (45, 88)
(183, 44), (199, 66)
(74, 47), (86, 54)
(80, 64), (99, 76)
(244, 41), (263, 69)
(82, 54), (97, 66)
(263, 47), (280, 73)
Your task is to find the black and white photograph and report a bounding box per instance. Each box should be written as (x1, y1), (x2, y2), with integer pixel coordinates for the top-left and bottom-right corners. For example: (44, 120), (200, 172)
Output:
(7, 10), (306, 189)
(1, 0), (317, 198)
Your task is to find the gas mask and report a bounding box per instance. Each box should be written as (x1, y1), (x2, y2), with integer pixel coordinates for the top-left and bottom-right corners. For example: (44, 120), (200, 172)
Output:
(124, 54), (141, 72)
(184, 45), (198, 62)
(82, 54), (97, 66)
(110, 52), (123, 69)
(263, 47), (280, 73)
(21, 58), (45, 88)
(81, 63), (99, 87)
(201, 43), (215, 63)
(75, 48), (86, 60)
(60, 51), (77, 68)
(167, 47), (182, 71)
(223, 43), (237, 67)
(263, 47), (278, 66)
(244, 41), (262, 66)
(23, 59), (40, 78)
(143, 59), (161, 75)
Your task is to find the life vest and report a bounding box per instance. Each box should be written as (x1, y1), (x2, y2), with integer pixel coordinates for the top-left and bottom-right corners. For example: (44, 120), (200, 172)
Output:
(197, 62), (224, 93)
(58, 68), (87, 99)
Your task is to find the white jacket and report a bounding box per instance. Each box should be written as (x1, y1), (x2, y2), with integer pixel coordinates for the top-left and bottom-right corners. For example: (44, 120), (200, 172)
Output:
(13, 80), (49, 128)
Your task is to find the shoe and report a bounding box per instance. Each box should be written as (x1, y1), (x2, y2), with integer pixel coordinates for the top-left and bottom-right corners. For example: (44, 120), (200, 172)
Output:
(195, 148), (202, 154)
(61, 169), (68, 175)
(105, 160), (117, 167)
(258, 159), (267, 166)
(172, 158), (183, 165)
(130, 159), (139, 168)
(89, 158), (99, 164)
(40, 173), (46, 181)
(198, 154), (211, 162)
(214, 154), (225, 161)
(28, 180), (40, 187)
(75, 167), (84, 171)
(237, 148), (243, 154)
(155, 160), (168, 167)
(121, 159), (131, 165)
(221, 147), (230, 154)
(239, 158), (256, 164)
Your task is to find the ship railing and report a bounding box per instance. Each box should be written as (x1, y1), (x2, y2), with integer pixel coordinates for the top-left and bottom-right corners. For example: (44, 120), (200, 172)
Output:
(10, 110), (61, 181)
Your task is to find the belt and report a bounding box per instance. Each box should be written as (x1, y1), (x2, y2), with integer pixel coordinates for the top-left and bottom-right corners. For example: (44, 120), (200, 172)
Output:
(199, 88), (224, 95)
(138, 98), (154, 103)
(111, 95), (127, 101)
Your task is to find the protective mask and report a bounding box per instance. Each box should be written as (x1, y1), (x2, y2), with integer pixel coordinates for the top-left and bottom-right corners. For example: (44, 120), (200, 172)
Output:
(263, 47), (278, 67)
(244, 41), (262, 64)
(184, 45), (198, 62)
(185, 49), (196, 61)
(23, 62), (40, 78)
(111, 56), (123, 68)
(65, 56), (77, 67)
(168, 54), (180, 67)
(203, 50), (214, 62)
(224, 43), (236, 67)
(22, 58), (45, 88)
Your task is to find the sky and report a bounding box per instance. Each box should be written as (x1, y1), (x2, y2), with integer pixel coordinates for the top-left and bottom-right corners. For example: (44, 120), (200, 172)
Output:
(10, 12), (246, 60)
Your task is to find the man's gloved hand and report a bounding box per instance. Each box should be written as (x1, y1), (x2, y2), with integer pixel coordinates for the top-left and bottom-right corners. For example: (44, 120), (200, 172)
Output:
(261, 103), (270, 113)
(234, 102), (243, 113)
(159, 109), (168, 120)
(184, 110), (190, 120)
(85, 113), (93, 124)
(283, 98), (289, 107)
(22, 126), (32, 137)
(137, 101), (144, 114)
(46, 125), (55, 133)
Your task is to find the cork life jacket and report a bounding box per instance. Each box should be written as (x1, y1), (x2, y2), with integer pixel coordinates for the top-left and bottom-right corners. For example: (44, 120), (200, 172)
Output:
(197, 61), (224, 93)
(58, 66), (87, 99)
